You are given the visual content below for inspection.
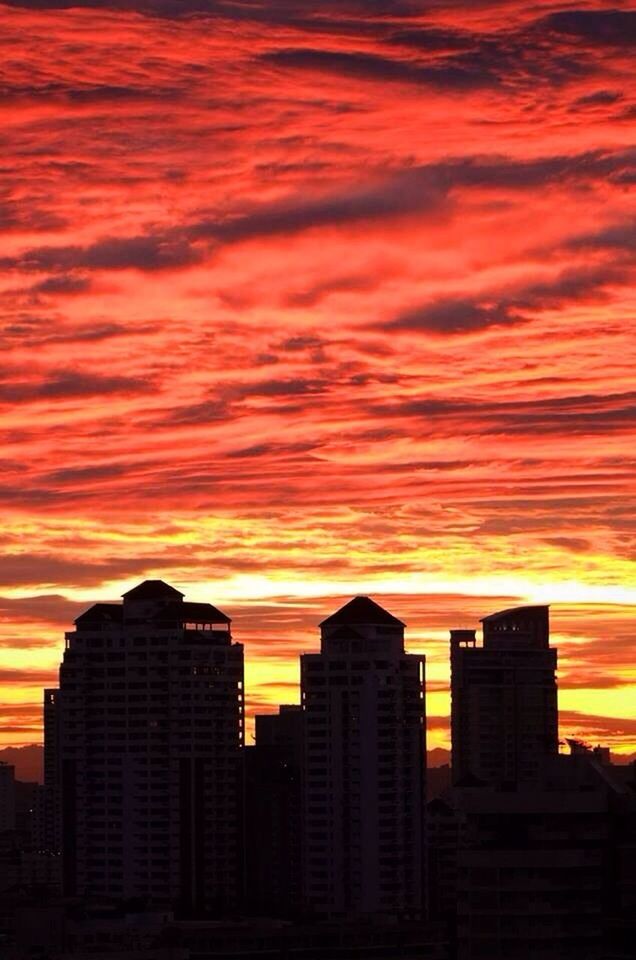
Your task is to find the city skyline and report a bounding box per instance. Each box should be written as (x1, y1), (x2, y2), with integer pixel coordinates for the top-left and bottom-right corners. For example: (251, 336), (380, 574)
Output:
(3, 580), (633, 957)
(2, 581), (636, 758)
(2, 581), (634, 770)
(1, 0), (635, 759)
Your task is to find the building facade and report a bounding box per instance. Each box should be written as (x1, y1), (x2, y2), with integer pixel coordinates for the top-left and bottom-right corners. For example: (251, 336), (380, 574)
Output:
(450, 752), (625, 960)
(48, 579), (244, 915)
(450, 605), (557, 786)
(301, 596), (426, 918)
(244, 705), (302, 917)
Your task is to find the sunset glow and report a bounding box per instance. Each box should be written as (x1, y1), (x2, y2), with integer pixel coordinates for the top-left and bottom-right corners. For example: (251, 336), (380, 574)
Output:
(1, 0), (635, 756)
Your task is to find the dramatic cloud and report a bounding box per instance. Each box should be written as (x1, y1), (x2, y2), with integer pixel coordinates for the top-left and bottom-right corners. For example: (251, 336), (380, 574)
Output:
(0, 594), (87, 625)
(387, 263), (627, 334)
(0, 0), (635, 751)
(0, 369), (154, 403)
(0, 668), (58, 685)
(540, 10), (636, 47)
(2, 234), (202, 273)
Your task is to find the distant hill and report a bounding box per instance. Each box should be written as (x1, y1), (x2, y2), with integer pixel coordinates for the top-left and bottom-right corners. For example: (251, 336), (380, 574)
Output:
(612, 752), (636, 765)
(0, 744), (43, 783)
(428, 747), (450, 768)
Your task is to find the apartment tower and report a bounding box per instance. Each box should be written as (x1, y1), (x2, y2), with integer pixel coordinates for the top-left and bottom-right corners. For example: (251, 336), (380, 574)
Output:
(301, 596), (426, 918)
(48, 579), (244, 915)
(450, 605), (558, 785)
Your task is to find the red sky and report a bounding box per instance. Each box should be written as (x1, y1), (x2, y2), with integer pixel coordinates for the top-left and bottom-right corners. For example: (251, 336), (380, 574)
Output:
(1, 0), (635, 754)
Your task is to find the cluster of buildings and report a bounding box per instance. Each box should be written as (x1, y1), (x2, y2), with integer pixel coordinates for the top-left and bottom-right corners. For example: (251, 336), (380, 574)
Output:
(1, 579), (635, 959)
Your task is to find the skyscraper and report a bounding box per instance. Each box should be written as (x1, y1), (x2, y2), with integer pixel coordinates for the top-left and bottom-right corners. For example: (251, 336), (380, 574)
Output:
(49, 579), (244, 915)
(301, 596), (426, 918)
(450, 605), (558, 786)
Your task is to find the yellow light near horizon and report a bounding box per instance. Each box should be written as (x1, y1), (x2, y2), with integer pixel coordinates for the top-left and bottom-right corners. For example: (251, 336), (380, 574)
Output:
(38, 572), (636, 611)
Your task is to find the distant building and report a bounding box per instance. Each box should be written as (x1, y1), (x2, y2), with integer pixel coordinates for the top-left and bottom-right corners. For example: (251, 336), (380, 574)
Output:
(13, 779), (38, 844)
(450, 605), (557, 786)
(0, 847), (61, 895)
(245, 706), (302, 917)
(0, 762), (16, 834)
(40, 687), (62, 855)
(48, 579), (244, 915)
(427, 796), (466, 922)
(301, 596), (426, 918)
(255, 704), (303, 752)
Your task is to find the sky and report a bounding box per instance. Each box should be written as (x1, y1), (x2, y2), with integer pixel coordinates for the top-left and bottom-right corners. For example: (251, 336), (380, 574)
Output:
(1, 0), (635, 756)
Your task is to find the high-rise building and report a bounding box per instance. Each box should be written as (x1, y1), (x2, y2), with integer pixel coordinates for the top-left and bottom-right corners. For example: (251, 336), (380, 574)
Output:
(245, 705), (302, 917)
(450, 605), (557, 786)
(49, 579), (244, 915)
(301, 596), (426, 918)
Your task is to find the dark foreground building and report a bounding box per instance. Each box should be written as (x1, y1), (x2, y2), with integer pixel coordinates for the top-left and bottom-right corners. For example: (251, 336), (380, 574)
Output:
(47, 579), (244, 916)
(428, 749), (636, 960)
(10, 906), (449, 960)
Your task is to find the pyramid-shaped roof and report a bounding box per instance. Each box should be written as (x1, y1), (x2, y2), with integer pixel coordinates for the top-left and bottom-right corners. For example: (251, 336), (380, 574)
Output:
(320, 596), (405, 628)
(122, 579), (184, 601)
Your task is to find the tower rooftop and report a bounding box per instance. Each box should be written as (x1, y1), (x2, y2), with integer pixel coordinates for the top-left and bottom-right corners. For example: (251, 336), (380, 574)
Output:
(480, 604), (549, 623)
(121, 579), (184, 601)
(320, 596), (405, 628)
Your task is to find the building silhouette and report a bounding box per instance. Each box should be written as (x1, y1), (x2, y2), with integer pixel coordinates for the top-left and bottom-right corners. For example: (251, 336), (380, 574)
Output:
(0, 760), (62, 898)
(0, 761), (16, 834)
(450, 605), (557, 786)
(301, 596), (426, 918)
(47, 579), (244, 915)
(442, 603), (636, 958)
(22, 588), (635, 959)
(428, 747), (635, 960)
(255, 704), (303, 752)
(41, 687), (61, 856)
(244, 705), (302, 917)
